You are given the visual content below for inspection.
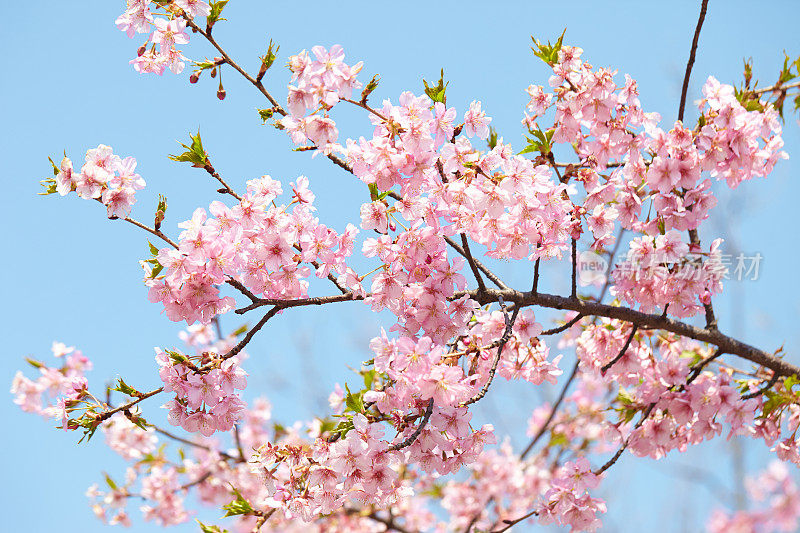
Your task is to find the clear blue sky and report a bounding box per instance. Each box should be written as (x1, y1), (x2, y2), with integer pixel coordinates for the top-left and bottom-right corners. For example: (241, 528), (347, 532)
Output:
(2, 1), (799, 531)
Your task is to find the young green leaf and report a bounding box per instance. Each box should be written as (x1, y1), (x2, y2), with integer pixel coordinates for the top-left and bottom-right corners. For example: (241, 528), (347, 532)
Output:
(168, 130), (209, 168)
(423, 69), (448, 104)
(222, 487), (254, 517)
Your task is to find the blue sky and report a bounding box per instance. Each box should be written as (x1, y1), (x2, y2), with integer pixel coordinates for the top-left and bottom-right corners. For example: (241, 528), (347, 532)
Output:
(2, 1), (799, 531)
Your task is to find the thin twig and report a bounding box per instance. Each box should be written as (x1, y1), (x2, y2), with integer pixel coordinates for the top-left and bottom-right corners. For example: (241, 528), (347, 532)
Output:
(220, 306), (282, 362)
(540, 313), (584, 336)
(203, 161), (242, 201)
(570, 238), (577, 299)
(460, 300), (521, 407)
(741, 373), (779, 400)
(235, 292), (362, 314)
(490, 508), (539, 533)
(753, 79), (800, 95)
(593, 402), (656, 475)
(461, 233), (487, 294)
(458, 287), (800, 379)
(388, 399), (435, 451)
(152, 425), (238, 461)
(677, 0), (710, 123)
(600, 324), (639, 374)
(520, 360), (579, 459)
(120, 215), (178, 249)
(96, 387), (164, 421)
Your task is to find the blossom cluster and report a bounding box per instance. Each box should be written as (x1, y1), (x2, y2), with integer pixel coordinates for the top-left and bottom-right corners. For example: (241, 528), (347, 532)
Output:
(54, 145), (146, 218)
(10, 342), (91, 430)
(156, 345), (248, 437)
(280, 45), (364, 152)
(147, 175), (358, 324)
(116, 1), (205, 75)
(610, 230), (726, 317)
(12, 5), (800, 532)
(708, 461), (800, 533)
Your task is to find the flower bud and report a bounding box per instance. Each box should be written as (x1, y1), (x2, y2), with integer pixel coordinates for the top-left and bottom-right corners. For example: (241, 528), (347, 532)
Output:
(217, 87), (226, 100)
(189, 72), (200, 84)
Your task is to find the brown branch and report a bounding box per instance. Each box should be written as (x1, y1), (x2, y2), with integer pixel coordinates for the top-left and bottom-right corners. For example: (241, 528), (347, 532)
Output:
(600, 324), (639, 374)
(365, 511), (416, 533)
(753, 79), (800, 95)
(342, 98), (389, 122)
(442, 236), (509, 290)
(152, 425), (238, 461)
(520, 360), (580, 459)
(460, 234), (487, 294)
(203, 161), (242, 201)
(540, 313), (584, 336)
(120, 215), (178, 249)
(226, 278), (259, 303)
(233, 424), (246, 462)
(678, 0), (709, 123)
(459, 287), (799, 379)
(220, 306), (283, 362)
(388, 398), (434, 451)
(490, 509), (539, 533)
(235, 291), (363, 314)
(96, 387), (164, 422)
(460, 300), (520, 407)
(184, 18), (285, 113)
(593, 402), (657, 475)
(251, 508), (277, 533)
(570, 238), (577, 299)
(741, 373), (779, 400)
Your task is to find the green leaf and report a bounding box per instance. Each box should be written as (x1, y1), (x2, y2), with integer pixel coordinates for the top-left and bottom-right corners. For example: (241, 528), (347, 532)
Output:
(760, 390), (787, 417)
(549, 432), (569, 447)
(332, 418), (354, 438)
(148, 241), (160, 257)
(194, 59), (218, 71)
(222, 487), (253, 517)
(207, 0), (229, 27)
(39, 156), (61, 195)
(154, 195), (167, 230)
(112, 378), (140, 397)
(230, 324), (249, 337)
(362, 368), (377, 390)
(128, 413), (149, 431)
(531, 29), (567, 66)
(344, 384), (364, 413)
(197, 519), (229, 533)
(25, 357), (45, 369)
(257, 39), (279, 81)
(318, 417), (337, 435)
(104, 473), (118, 491)
(39, 177), (57, 195)
(257, 108), (274, 123)
(360, 74), (380, 104)
(487, 126), (499, 150)
(616, 388), (634, 406)
(168, 130), (209, 168)
(423, 69), (449, 104)
(518, 139), (541, 155)
(166, 349), (190, 365)
(368, 183), (380, 201)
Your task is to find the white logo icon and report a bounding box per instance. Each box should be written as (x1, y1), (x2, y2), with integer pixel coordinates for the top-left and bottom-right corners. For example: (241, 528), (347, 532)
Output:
(577, 251), (608, 287)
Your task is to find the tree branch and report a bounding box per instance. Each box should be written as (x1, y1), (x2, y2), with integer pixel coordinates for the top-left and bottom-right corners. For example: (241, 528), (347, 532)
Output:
(388, 398), (434, 451)
(459, 287), (799, 378)
(678, 0), (710, 123)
